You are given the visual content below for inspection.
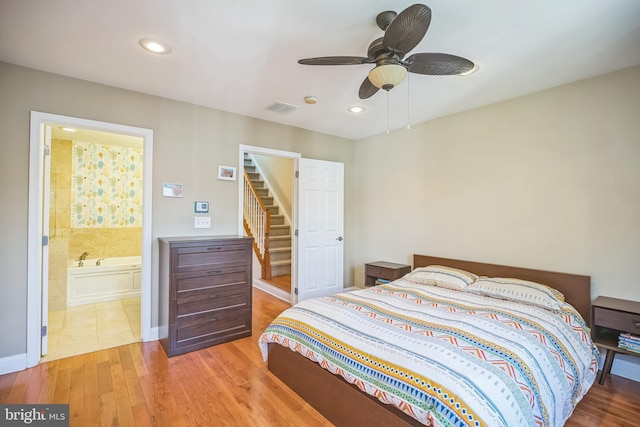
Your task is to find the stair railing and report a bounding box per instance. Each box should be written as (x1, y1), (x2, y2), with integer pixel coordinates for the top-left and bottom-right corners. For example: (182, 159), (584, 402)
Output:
(243, 169), (271, 279)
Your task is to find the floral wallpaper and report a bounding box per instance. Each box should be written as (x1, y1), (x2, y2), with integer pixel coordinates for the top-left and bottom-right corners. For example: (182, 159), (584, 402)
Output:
(71, 141), (143, 228)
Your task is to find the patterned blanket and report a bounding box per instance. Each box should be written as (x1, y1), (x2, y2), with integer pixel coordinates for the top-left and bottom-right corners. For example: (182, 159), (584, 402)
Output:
(258, 280), (599, 427)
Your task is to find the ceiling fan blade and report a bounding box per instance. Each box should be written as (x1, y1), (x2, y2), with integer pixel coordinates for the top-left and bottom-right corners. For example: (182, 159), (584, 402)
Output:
(405, 53), (474, 75)
(358, 77), (379, 99)
(383, 4), (431, 56)
(298, 56), (371, 66)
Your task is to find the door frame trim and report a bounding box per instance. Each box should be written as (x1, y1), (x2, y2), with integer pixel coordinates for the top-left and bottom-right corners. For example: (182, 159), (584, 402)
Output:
(27, 111), (154, 368)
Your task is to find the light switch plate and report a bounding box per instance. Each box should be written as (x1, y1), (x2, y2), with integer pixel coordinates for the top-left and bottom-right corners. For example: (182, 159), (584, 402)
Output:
(194, 216), (211, 228)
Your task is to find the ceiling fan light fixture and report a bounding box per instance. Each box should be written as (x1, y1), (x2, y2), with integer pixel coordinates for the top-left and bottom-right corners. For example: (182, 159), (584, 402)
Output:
(368, 64), (407, 90)
(457, 63), (479, 76)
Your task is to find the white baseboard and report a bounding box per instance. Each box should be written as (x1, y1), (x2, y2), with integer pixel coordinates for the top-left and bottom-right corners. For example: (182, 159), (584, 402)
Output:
(0, 353), (27, 375)
(252, 281), (357, 301)
(148, 327), (159, 341)
(600, 352), (640, 382)
(253, 279), (292, 303)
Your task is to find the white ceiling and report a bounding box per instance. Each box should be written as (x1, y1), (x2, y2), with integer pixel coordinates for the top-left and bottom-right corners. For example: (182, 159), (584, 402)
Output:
(1, 0), (639, 140)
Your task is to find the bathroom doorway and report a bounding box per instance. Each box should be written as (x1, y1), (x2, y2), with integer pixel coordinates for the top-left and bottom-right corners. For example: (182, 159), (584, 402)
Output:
(43, 127), (143, 361)
(27, 112), (154, 367)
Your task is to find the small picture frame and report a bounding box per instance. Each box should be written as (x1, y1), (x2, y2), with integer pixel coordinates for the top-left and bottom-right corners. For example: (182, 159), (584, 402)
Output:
(194, 201), (209, 213)
(162, 183), (183, 198)
(218, 165), (236, 181)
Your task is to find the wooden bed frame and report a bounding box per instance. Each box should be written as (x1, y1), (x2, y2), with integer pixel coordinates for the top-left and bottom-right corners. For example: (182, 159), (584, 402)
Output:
(267, 254), (591, 427)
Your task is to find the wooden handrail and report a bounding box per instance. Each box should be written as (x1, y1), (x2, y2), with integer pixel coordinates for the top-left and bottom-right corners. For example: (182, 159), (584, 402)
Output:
(243, 169), (271, 279)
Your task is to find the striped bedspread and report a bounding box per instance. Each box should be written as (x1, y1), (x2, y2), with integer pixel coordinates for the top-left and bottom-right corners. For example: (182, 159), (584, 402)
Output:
(258, 280), (599, 427)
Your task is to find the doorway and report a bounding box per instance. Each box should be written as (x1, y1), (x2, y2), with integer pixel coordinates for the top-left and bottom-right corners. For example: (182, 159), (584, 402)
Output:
(238, 145), (345, 305)
(239, 145), (299, 304)
(27, 112), (154, 368)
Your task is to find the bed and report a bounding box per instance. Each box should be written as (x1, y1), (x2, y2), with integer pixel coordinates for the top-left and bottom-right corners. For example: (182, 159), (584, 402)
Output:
(258, 255), (599, 427)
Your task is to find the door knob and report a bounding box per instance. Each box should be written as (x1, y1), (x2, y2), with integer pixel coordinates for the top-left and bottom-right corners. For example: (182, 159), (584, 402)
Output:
(336, 236), (343, 241)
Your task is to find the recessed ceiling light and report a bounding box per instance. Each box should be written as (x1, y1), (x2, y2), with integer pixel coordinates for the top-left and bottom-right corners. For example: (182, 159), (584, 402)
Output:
(62, 127), (76, 132)
(347, 105), (366, 113)
(138, 38), (172, 54)
(304, 96), (318, 105)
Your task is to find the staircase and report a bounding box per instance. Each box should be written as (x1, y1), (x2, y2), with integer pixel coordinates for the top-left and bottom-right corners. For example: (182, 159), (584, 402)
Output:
(243, 154), (292, 278)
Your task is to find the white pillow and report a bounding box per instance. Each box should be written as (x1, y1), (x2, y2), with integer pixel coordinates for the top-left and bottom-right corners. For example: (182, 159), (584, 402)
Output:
(465, 277), (565, 311)
(402, 265), (479, 291)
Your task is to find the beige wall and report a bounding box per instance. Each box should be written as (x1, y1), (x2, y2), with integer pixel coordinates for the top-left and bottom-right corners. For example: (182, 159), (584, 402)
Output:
(252, 154), (294, 221)
(353, 65), (640, 303)
(0, 61), (355, 358)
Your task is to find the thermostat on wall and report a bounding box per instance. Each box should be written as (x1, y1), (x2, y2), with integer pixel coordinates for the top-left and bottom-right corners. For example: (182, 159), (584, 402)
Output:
(194, 201), (209, 213)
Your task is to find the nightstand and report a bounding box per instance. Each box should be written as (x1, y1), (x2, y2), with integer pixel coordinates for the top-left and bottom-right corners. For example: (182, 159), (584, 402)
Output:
(591, 296), (640, 384)
(364, 261), (412, 287)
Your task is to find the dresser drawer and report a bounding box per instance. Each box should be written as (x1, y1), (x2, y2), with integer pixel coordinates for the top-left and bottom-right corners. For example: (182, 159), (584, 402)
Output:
(593, 307), (640, 334)
(172, 268), (248, 298)
(173, 244), (250, 272)
(173, 286), (250, 324)
(170, 309), (251, 355)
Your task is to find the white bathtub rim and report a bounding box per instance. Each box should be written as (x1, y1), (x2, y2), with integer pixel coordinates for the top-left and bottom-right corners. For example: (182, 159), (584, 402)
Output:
(68, 255), (142, 269)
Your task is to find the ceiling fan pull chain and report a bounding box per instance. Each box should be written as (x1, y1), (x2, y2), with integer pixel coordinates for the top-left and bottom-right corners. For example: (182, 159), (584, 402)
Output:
(407, 75), (411, 130)
(386, 90), (390, 134)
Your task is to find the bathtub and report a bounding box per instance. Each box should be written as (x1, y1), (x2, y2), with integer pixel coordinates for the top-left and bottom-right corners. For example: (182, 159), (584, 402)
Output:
(67, 256), (141, 306)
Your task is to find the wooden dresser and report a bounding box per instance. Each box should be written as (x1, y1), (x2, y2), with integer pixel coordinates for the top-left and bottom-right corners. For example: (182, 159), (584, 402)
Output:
(158, 235), (253, 357)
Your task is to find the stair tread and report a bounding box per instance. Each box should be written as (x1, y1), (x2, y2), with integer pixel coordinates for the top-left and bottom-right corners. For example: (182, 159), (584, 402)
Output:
(271, 259), (292, 266)
(270, 246), (291, 252)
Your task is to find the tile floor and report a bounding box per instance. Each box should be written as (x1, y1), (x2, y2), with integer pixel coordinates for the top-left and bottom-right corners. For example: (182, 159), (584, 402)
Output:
(41, 297), (141, 362)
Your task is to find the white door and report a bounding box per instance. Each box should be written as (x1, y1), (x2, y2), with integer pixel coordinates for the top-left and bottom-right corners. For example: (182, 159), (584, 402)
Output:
(296, 158), (344, 302)
(41, 125), (52, 356)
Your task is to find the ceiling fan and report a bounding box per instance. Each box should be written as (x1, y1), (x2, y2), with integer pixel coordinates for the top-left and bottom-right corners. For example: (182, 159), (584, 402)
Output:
(298, 4), (475, 99)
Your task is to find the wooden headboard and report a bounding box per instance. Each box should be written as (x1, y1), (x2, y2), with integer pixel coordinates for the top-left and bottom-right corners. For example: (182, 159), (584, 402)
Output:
(413, 255), (592, 324)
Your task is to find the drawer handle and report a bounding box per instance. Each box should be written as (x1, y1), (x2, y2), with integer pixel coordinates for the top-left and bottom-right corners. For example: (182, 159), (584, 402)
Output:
(636, 322), (640, 327)
(206, 247), (223, 251)
(208, 270), (222, 275)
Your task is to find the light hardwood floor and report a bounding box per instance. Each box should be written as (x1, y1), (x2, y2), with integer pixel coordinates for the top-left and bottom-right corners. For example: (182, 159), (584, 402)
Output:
(263, 274), (291, 293)
(1, 288), (639, 426)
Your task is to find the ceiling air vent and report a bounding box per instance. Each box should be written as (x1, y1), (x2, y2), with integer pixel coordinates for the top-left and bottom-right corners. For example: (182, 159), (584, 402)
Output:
(265, 101), (299, 114)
